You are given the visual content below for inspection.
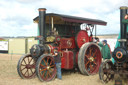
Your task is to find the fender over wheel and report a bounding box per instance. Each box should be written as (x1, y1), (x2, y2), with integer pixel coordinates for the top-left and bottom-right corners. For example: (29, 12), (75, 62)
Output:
(17, 54), (36, 79)
(36, 54), (57, 82)
(78, 42), (102, 75)
(99, 59), (114, 83)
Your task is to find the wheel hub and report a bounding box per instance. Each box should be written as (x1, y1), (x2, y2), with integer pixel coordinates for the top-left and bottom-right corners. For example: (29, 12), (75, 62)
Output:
(89, 57), (94, 62)
(26, 64), (35, 69)
(47, 66), (50, 70)
(26, 64), (31, 69)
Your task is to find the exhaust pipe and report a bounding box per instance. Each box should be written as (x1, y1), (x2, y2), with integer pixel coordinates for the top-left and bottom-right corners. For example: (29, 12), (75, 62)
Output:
(119, 6), (128, 47)
(38, 8), (46, 44)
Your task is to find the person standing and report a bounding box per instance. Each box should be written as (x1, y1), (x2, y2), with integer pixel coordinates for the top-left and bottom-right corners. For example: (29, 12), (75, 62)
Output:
(97, 40), (111, 60)
(53, 48), (62, 80)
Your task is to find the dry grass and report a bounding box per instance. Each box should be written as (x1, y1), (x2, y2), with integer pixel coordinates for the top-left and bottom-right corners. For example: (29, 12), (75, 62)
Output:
(0, 54), (115, 85)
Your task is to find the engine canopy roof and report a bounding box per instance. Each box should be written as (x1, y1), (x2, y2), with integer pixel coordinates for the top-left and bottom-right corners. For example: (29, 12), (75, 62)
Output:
(33, 13), (107, 26)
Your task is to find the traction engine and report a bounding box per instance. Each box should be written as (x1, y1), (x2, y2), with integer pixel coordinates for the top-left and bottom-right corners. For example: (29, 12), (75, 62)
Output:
(17, 8), (107, 81)
(99, 6), (128, 83)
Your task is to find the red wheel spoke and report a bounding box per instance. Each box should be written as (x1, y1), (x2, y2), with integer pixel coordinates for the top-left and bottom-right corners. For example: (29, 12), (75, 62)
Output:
(29, 58), (33, 64)
(47, 57), (49, 65)
(24, 69), (28, 75)
(46, 71), (49, 79)
(92, 50), (97, 57)
(89, 48), (93, 56)
(23, 59), (27, 65)
(90, 64), (94, 71)
(21, 64), (26, 66)
(85, 61), (89, 67)
(40, 64), (45, 67)
(48, 71), (51, 77)
(85, 54), (89, 58)
(49, 60), (53, 65)
(50, 65), (55, 68)
(21, 67), (26, 71)
(93, 61), (97, 65)
(28, 69), (30, 76)
(30, 68), (34, 74)
(41, 70), (46, 78)
(28, 57), (29, 64)
(40, 68), (47, 72)
(94, 57), (97, 59)
(49, 68), (54, 73)
(43, 59), (47, 66)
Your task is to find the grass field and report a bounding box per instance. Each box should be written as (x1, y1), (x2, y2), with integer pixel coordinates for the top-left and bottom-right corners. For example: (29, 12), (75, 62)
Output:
(0, 54), (115, 85)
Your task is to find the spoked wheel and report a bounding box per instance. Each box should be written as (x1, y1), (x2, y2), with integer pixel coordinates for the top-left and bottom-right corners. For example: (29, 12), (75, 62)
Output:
(99, 59), (114, 83)
(17, 54), (36, 79)
(36, 54), (57, 82)
(78, 42), (102, 75)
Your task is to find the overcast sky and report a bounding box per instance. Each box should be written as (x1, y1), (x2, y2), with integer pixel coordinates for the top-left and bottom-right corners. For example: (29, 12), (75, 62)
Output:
(0, 0), (128, 37)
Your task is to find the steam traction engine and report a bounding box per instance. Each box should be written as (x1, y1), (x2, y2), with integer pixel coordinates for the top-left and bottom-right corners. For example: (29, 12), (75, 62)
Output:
(99, 6), (128, 83)
(17, 8), (107, 81)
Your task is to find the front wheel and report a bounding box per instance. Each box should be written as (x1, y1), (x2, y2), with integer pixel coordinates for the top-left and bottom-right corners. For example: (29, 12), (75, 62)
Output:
(17, 54), (36, 79)
(36, 54), (57, 82)
(99, 59), (114, 83)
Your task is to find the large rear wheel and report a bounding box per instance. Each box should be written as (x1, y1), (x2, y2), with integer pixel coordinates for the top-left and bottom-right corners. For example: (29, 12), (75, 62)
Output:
(36, 54), (57, 82)
(78, 42), (102, 75)
(17, 54), (36, 79)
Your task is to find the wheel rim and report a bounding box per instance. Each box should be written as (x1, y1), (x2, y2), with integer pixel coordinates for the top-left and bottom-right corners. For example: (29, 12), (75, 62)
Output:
(38, 55), (56, 81)
(100, 61), (114, 83)
(19, 54), (36, 78)
(84, 44), (101, 74)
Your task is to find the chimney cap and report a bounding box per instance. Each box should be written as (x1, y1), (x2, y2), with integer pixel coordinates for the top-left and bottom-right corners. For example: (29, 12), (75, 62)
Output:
(38, 8), (46, 11)
(120, 6), (128, 9)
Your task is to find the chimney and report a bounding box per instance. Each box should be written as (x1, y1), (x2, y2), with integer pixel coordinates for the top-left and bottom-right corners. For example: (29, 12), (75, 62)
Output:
(38, 8), (46, 44)
(119, 6), (128, 47)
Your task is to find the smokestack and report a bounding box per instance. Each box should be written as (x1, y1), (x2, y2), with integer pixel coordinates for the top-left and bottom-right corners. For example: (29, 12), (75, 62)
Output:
(38, 8), (46, 44)
(119, 6), (128, 47)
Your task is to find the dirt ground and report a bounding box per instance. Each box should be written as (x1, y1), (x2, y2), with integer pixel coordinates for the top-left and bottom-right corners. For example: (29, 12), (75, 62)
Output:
(0, 54), (114, 85)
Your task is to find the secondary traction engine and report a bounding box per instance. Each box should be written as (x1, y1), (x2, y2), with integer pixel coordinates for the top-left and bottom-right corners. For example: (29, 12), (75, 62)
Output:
(99, 6), (128, 83)
(17, 8), (107, 81)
